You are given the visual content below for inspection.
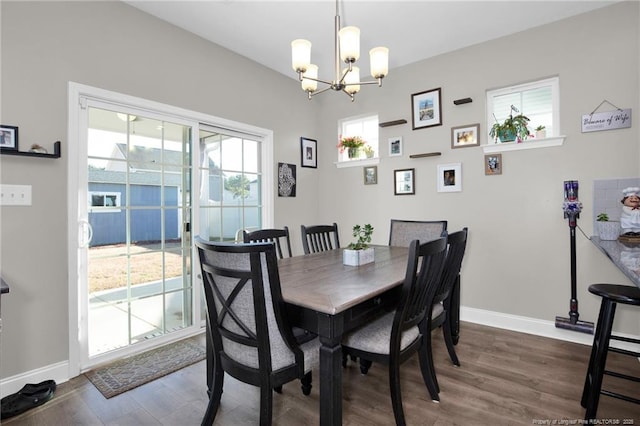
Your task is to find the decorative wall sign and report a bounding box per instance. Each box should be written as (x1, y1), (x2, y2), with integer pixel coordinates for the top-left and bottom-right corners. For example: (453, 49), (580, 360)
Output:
(411, 88), (442, 130)
(437, 163), (462, 192)
(278, 162), (296, 197)
(300, 137), (317, 168)
(582, 100), (632, 133)
(582, 109), (632, 133)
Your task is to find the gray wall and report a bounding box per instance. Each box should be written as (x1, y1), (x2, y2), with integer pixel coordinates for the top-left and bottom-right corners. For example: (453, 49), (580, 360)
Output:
(313, 2), (639, 333)
(1, 0), (639, 383)
(0, 1), (320, 379)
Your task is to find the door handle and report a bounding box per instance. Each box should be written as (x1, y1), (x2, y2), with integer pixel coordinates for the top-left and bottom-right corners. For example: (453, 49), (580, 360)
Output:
(79, 220), (93, 248)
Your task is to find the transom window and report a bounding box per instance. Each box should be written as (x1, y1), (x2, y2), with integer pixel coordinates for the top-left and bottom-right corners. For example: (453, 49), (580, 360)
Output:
(338, 114), (379, 162)
(486, 76), (559, 144)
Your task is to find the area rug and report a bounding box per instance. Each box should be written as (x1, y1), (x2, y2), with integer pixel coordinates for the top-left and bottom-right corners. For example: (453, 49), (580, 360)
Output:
(85, 336), (206, 399)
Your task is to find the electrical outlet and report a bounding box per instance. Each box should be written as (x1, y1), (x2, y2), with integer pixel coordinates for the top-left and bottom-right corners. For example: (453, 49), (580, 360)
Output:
(0, 184), (32, 206)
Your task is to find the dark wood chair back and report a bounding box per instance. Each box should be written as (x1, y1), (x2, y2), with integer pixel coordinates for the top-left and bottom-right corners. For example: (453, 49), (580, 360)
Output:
(300, 223), (340, 254)
(243, 226), (293, 259)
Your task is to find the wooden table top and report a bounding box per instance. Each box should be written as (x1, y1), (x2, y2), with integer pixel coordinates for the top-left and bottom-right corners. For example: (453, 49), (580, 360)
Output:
(277, 245), (409, 315)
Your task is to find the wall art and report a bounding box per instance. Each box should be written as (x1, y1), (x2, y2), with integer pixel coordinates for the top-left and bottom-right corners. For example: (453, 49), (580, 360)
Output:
(411, 88), (442, 130)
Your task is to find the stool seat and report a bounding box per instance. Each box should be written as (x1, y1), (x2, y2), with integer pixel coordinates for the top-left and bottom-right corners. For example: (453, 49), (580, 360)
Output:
(582, 283), (640, 420)
(588, 284), (640, 305)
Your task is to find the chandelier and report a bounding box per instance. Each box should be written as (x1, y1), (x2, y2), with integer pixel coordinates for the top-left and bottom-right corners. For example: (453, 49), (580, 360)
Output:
(291, 0), (389, 101)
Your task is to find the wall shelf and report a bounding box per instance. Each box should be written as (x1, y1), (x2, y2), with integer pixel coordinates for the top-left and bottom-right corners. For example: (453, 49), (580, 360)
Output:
(379, 119), (407, 128)
(409, 152), (441, 159)
(0, 141), (61, 159)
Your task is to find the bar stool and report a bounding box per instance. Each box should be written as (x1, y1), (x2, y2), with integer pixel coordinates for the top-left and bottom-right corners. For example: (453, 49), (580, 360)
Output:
(581, 284), (640, 420)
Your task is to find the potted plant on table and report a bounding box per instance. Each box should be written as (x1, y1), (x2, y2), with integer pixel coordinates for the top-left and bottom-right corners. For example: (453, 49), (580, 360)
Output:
(489, 105), (531, 143)
(337, 136), (365, 159)
(343, 224), (375, 266)
(595, 213), (620, 241)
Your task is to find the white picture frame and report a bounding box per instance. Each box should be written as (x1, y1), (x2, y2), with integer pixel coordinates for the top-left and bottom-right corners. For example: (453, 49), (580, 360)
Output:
(388, 136), (403, 157)
(437, 163), (462, 193)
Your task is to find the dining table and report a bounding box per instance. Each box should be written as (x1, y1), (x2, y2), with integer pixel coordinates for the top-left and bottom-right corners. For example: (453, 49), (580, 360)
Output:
(590, 236), (640, 288)
(204, 243), (460, 425)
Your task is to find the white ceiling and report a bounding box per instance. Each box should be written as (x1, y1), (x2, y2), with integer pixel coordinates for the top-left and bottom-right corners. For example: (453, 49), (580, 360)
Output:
(124, 0), (619, 82)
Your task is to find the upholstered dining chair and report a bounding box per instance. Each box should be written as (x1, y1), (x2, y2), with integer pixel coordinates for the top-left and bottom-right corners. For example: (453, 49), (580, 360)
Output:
(195, 239), (320, 426)
(243, 227), (293, 259)
(388, 219), (447, 247)
(300, 223), (340, 254)
(423, 227), (468, 397)
(341, 236), (448, 425)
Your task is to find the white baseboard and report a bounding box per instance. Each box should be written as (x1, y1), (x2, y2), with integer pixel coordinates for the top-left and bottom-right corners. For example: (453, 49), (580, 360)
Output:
(1, 307), (637, 399)
(461, 306), (639, 352)
(0, 361), (69, 399)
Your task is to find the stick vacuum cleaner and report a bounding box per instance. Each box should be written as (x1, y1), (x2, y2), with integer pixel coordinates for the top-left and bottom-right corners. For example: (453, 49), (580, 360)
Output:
(555, 180), (595, 334)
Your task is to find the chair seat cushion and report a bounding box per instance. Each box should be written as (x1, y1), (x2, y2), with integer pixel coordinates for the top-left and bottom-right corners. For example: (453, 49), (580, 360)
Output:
(431, 302), (444, 319)
(342, 312), (420, 355)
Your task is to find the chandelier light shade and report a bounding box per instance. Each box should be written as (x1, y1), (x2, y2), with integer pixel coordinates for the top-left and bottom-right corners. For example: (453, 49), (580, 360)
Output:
(370, 47), (389, 78)
(291, 0), (389, 101)
(301, 64), (318, 92)
(291, 39), (311, 72)
(339, 26), (360, 62)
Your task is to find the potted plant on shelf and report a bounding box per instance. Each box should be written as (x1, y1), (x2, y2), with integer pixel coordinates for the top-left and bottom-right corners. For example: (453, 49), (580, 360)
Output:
(535, 125), (546, 139)
(337, 136), (365, 159)
(343, 224), (375, 266)
(363, 145), (374, 158)
(595, 213), (620, 241)
(489, 105), (531, 143)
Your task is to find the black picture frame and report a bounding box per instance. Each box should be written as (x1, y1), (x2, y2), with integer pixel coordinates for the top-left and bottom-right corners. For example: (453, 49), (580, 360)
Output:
(300, 137), (317, 168)
(411, 88), (442, 130)
(394, 168), (415, 195)
(0, 125), (19, 152)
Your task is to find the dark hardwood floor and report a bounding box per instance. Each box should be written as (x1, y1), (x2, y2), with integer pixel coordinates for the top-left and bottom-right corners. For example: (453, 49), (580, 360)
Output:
(3, 322), (639, 425)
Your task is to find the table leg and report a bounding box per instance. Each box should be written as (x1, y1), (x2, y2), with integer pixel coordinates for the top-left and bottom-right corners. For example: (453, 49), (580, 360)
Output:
(318, 316), (343, 426)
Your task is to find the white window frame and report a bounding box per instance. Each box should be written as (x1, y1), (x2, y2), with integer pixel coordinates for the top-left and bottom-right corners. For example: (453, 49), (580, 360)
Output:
(89, 191), (121, 212)
(484, 76), (565, 153)
(336, 114), (380, 168)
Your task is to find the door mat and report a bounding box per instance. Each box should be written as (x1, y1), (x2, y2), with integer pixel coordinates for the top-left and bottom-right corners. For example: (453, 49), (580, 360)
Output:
(85, 335), (206, 399)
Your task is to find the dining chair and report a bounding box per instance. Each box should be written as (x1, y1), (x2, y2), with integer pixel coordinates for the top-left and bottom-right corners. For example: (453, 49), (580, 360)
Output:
(300, 222), (340, 254)
(341, 236), (448, 425)
(243, 227), (318, 344)
(422, 227), (468, 396)
(243, 227), (293, 259)
(195, 239), (320, 426)
(388, 219), (447, 247)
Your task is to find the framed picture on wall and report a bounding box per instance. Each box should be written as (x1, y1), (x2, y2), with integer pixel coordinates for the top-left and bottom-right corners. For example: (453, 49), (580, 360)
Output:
(388, 137), (402, 157)
(451, 123), (480, 148)
(278, 162), (296, 197)
(411, 88), (442, 130)
(364, 166), (377, 185)
(0, 125), (19, 152)
(394, 168), (415, 195)
(300, 137), (317, 168)
(484, 154), (502, 175)
(437, 163), (462, 192)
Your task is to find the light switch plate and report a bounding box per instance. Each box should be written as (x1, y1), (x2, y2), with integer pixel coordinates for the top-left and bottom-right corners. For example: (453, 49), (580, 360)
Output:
(0, 184), (32, 206)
